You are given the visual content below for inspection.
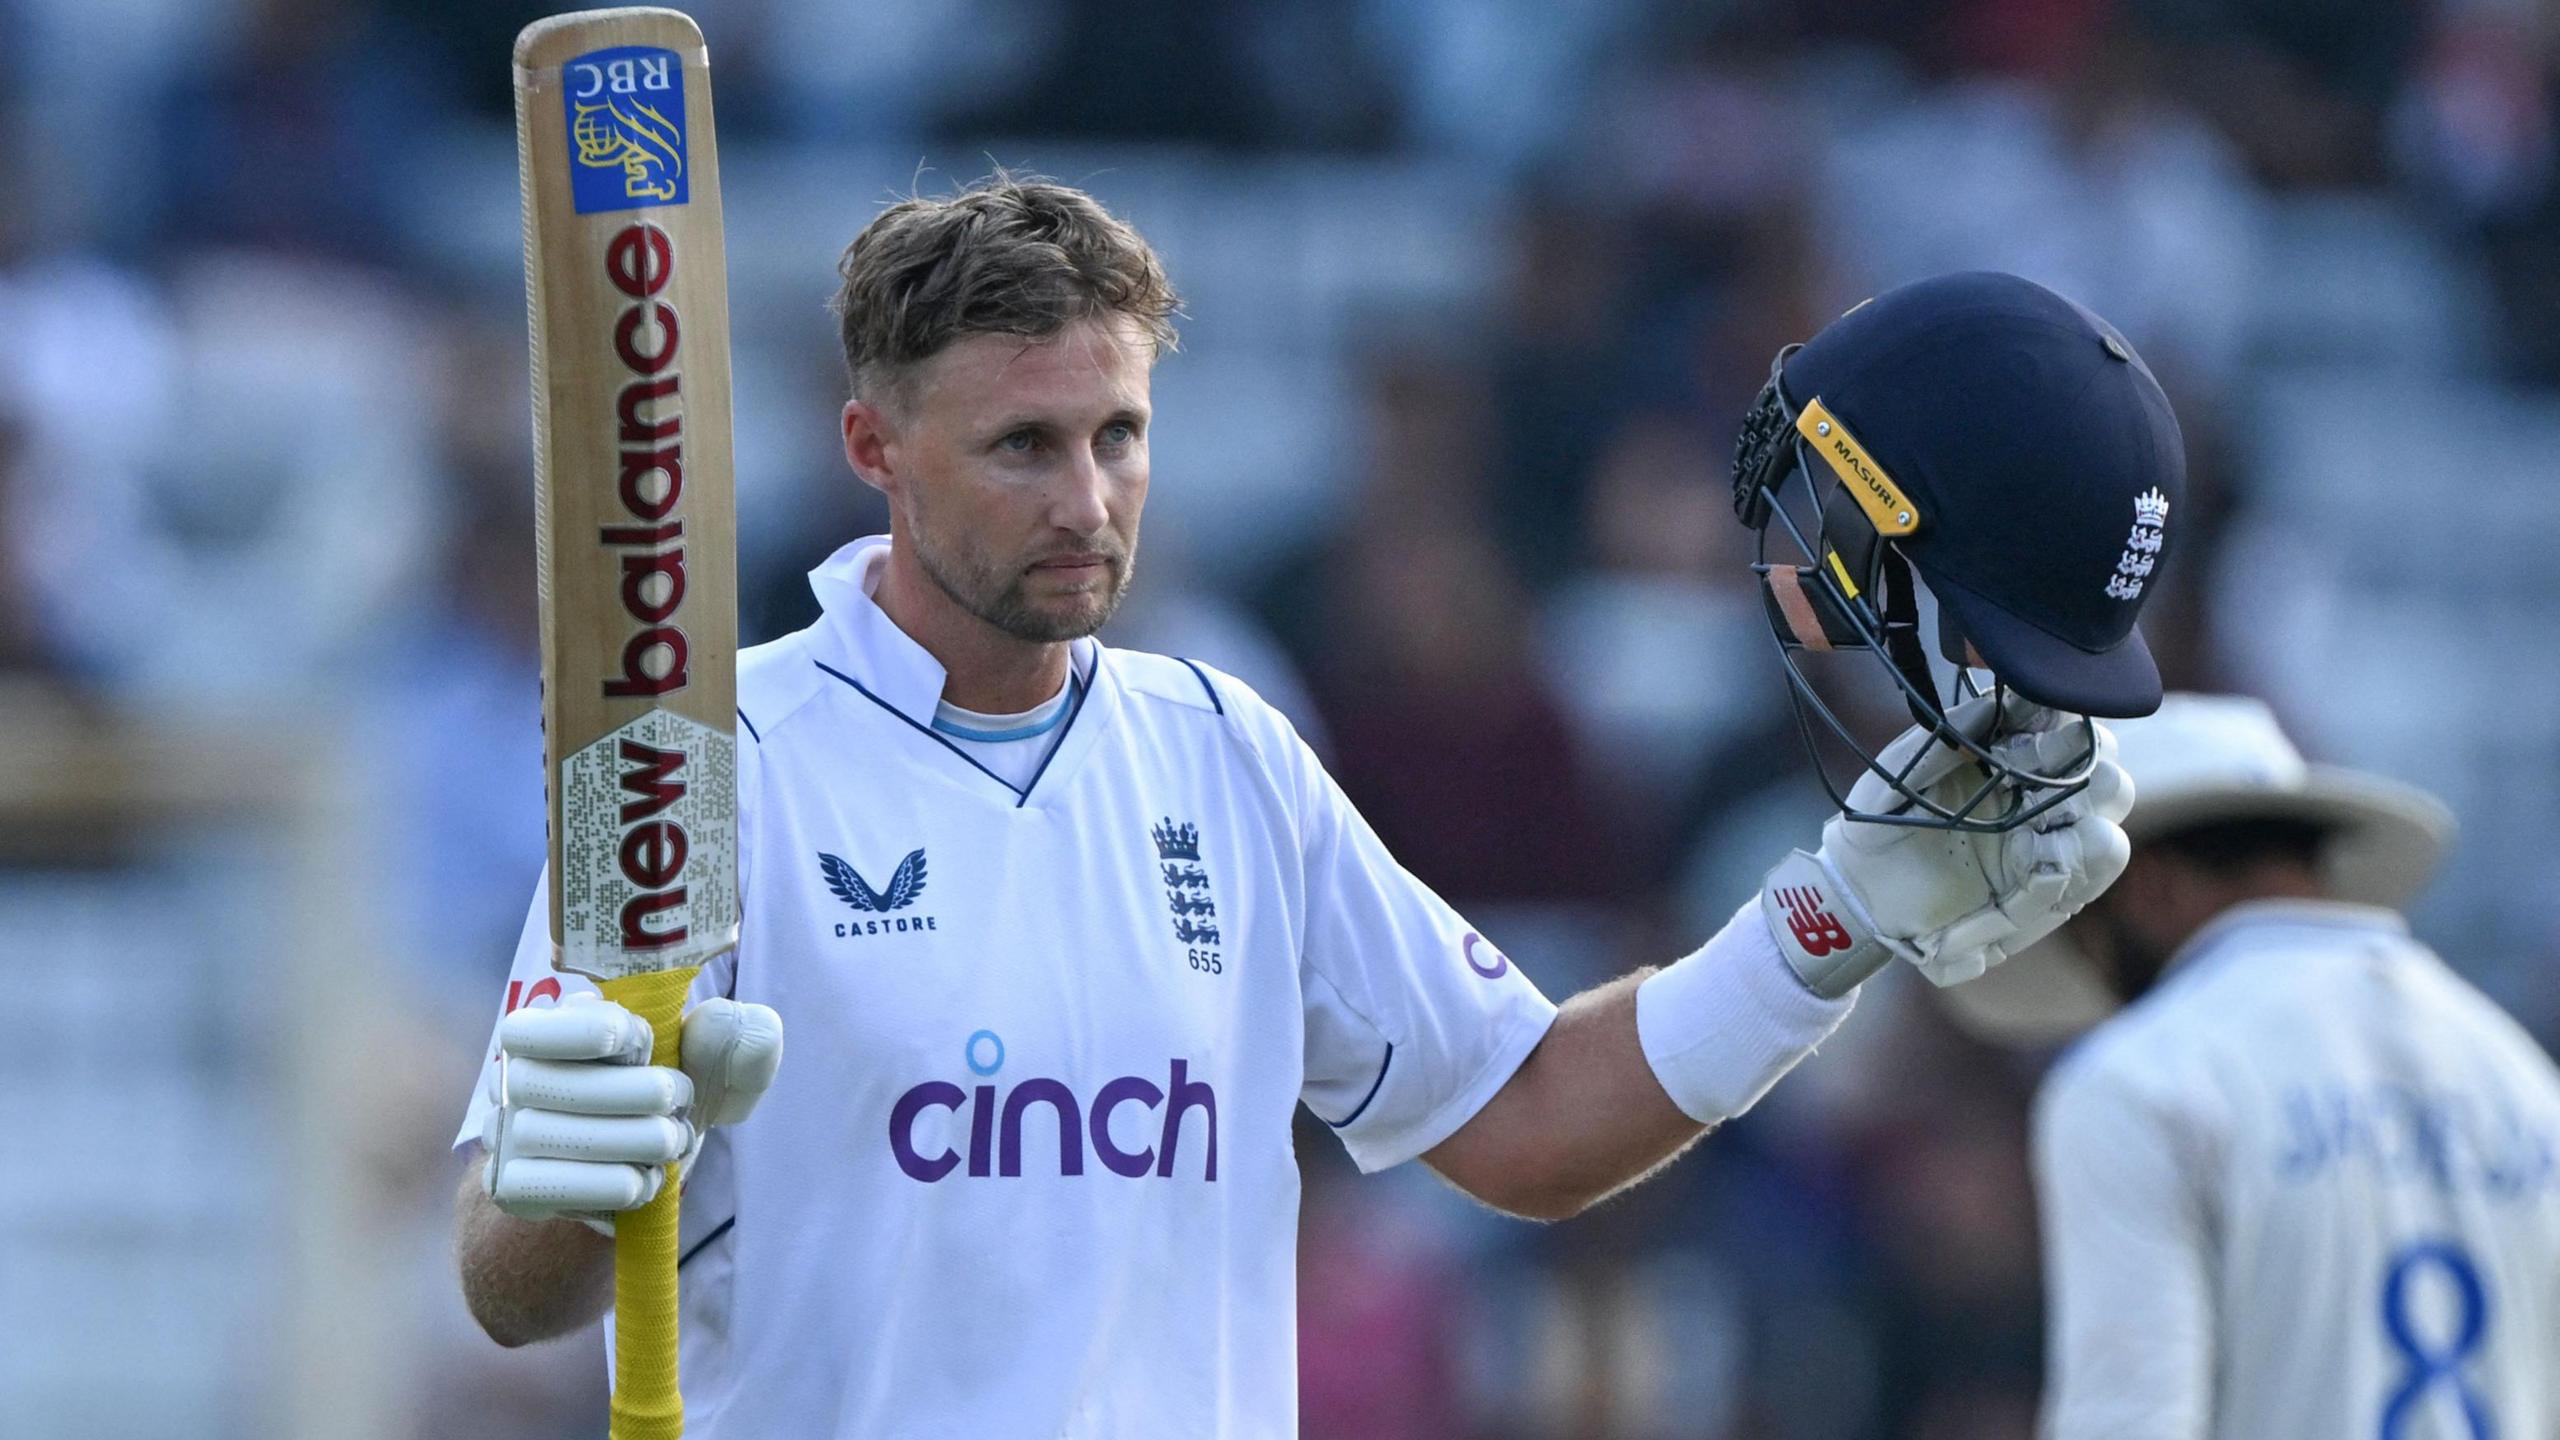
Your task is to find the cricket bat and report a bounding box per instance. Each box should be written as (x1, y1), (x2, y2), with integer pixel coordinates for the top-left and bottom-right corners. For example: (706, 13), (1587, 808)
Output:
(515, 10), (739, 1438)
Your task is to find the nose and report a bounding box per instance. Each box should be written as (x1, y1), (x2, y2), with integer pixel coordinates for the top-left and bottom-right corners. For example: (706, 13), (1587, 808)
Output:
(1048, 446), (1111, 536)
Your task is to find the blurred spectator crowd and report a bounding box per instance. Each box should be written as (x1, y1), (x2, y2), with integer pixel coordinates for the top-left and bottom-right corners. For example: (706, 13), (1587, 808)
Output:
(7, 0), (2560, 1436)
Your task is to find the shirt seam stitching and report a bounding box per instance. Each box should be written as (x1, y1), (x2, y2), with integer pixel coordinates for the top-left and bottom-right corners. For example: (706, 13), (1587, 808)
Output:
(1174, 656), (1226, 714)
(736, 634), (835, 742)
(1354, 1004), (1555, 1167)
(677, 1215), (737, 1271)
(1319, 1043), (1395, 1129)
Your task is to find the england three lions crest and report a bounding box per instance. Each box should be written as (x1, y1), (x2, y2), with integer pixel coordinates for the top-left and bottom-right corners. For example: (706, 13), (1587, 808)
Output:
(1153, 819), (1225, 970)
(2104, 487), (2170, 602)
(561, 45), (690, 214)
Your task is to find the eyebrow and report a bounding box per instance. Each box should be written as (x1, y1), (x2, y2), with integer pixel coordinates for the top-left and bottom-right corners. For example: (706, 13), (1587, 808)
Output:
(979, 407), (1149, 440)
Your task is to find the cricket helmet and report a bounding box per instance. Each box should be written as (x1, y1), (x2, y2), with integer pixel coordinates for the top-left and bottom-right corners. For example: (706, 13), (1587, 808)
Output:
(1730, 271), (2186, 831)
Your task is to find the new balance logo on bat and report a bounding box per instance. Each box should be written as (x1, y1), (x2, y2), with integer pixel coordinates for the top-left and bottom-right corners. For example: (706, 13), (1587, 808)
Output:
(595, 221), (695, 701)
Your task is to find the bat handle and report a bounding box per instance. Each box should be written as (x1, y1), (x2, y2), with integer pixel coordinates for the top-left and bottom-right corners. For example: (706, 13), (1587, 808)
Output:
(600, 965), (701, 1440)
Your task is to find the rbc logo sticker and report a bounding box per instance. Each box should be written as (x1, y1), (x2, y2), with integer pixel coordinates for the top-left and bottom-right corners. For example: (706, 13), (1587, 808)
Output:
(563, 46), (688, 214)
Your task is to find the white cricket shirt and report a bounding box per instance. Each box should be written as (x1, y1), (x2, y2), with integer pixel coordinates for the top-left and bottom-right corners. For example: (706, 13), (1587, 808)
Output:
(458, 536), (1559, 1437)
(2034, 900), (2560, 1440)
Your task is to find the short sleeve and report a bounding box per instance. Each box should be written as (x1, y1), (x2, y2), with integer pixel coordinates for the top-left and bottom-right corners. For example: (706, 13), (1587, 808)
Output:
(1231, 686), (1557, 1173)
(452, 866), (736, 1152)
(2033, 1054), (2216, 1440)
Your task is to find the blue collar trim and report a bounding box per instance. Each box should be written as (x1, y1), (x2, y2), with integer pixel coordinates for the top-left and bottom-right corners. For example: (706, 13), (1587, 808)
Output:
(931, 695), (1072, 744)
(816, 654), (1094, 808)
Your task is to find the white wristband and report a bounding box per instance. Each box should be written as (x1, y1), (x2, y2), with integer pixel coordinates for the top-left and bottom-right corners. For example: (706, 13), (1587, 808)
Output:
(1637, 902), (1857, 1125)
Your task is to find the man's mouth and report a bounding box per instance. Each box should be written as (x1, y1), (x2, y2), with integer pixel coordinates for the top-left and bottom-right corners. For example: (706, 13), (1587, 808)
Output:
(1030, 553), (1111, 575)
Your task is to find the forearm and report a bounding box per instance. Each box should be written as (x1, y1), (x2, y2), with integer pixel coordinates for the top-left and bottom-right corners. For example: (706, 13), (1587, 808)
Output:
(454, 1152), (616, 1347)
(1427, 971), (1706, 1219)
(1428, 906), (1853, 1218)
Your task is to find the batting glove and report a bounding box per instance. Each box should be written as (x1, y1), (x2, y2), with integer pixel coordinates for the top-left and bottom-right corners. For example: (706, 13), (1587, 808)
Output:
(1760, 692), (2134, 998)
(481, 991), (784, 1230)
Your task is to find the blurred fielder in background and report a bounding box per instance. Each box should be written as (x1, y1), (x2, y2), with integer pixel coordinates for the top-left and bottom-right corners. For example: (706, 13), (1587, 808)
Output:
(1959, 694), (2560, 1438)
(452, 177), (2178, 1434)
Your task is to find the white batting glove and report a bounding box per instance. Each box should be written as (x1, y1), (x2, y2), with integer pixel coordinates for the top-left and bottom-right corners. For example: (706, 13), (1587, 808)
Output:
(481, 992), (784, 1230)
(1760, 693), (2134, 998)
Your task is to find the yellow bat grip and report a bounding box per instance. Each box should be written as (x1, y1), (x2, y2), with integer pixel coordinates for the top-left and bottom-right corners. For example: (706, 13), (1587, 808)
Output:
(599, 966), (700, 1440)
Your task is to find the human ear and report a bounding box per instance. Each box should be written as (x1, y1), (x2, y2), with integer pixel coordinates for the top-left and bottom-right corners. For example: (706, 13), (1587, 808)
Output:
(843, 399), (898, 499)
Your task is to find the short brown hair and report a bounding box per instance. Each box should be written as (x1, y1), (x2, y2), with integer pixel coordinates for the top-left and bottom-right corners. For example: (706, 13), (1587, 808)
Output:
(829, 174), (1180, 409)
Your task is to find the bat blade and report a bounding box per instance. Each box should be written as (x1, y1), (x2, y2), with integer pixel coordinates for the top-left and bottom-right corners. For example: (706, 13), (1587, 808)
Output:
(519, 5), (739, 988)
(515, 9), (738, 1439)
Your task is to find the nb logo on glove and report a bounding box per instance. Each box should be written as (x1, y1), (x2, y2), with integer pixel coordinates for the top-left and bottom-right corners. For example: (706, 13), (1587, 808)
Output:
(1776, 886), (1855, 957)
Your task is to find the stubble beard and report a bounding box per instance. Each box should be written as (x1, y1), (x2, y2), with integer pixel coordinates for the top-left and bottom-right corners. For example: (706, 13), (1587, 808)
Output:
(911, 526), (1138, 644)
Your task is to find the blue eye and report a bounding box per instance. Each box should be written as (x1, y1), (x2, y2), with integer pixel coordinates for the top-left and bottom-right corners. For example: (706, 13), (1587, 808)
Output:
(998, 430), (1039, 454)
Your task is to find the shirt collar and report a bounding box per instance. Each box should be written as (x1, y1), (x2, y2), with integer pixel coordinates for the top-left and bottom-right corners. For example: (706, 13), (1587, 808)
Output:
(806, 534), (1100, 730)
(2166, 896), (2408, 980)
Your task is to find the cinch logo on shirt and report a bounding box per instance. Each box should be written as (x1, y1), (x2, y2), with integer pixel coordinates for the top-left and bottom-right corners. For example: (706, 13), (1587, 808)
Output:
(888, 1030), (1219, 1183)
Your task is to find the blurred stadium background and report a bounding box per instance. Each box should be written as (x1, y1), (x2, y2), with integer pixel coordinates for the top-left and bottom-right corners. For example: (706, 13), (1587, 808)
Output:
(6, 0), (2559, 1435)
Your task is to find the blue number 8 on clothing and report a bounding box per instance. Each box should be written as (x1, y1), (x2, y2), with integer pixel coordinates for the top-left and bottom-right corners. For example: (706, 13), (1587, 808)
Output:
(2379, 1242), (2493, 1439)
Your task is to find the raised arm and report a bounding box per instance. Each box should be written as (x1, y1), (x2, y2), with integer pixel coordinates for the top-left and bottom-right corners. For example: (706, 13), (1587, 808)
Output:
(1429, 703), (2132, 1219)
(1422, 966), (1701, 1220)
(1423, 909), (1823, 1218)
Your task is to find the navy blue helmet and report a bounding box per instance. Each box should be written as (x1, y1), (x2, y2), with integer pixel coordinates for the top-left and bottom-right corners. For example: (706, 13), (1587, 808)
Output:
(1730, 271), (2186, 831)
